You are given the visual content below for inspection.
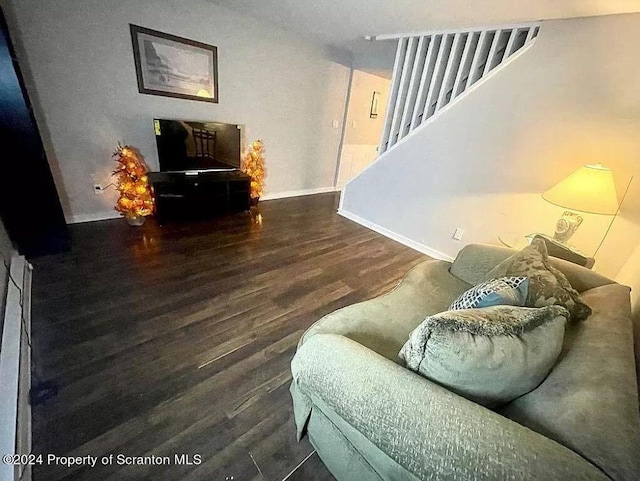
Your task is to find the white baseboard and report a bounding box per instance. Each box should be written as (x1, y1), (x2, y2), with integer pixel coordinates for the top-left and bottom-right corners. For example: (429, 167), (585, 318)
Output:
(338, 208), (454, 261)
(68, 211), (121, 224)
(261, 186), (339, 201)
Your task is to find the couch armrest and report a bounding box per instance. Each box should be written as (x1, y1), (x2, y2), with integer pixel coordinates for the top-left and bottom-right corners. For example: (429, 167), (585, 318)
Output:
(292, 334), (609, 481)
(450, 243), (615, 293)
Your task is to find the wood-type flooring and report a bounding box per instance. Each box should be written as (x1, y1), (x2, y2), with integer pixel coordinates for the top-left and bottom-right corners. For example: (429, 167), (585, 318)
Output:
(30, 193), (426, 481)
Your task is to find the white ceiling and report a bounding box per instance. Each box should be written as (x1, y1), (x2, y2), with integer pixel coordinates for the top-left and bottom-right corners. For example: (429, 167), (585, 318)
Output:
(210, 0), (640, 59)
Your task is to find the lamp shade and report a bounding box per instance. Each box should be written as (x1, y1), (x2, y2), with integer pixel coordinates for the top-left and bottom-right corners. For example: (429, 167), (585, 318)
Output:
(542, 164), (619, 215)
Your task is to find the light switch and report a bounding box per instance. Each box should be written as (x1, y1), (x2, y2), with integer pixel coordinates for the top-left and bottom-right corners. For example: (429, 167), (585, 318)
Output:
(332, 120), (339, 129)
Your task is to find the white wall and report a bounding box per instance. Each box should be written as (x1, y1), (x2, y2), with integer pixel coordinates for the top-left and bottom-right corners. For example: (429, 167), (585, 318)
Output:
(343, 70), (390, 145)
(337, 70), (390, 187)
(338, 144), (379, 188)
(351, 40), (396, 79)
(341, 13), (640, 279)
(7, 0), (351, 223)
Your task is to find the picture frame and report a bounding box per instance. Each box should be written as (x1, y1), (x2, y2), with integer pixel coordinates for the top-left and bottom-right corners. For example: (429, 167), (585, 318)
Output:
(130, 24), (218, 103)
(370, 91), (380, 119)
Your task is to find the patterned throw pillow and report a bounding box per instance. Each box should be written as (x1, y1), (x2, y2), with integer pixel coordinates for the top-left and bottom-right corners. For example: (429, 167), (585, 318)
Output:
(449, 277), (529, 310)
(485, 238), (591, 321)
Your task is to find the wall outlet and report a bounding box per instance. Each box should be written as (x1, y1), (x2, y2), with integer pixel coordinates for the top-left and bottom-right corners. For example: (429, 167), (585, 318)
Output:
(453, 227), (464, 241)
(93, 184), (104, 195)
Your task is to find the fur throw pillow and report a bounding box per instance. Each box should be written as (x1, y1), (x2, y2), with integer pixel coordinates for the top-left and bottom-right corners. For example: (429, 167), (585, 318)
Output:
(399, 305), (568, 407)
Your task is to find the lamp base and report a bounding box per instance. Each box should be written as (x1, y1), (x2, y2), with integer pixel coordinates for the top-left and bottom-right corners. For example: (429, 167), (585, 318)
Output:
(553, 211), (583, 243)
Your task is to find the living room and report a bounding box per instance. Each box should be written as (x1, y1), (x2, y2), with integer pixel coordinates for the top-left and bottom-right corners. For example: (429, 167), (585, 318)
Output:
(1, 1), (639, 480)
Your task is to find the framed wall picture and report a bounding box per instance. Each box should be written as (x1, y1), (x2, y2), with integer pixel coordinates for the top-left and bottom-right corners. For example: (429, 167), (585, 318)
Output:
(130, 24), (218, 103)
(370, 91), (380, 119)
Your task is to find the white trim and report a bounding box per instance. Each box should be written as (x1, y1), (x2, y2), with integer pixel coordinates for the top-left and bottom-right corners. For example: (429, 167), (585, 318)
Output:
(373, 21), (541, 40)
(68, 211), (121, 224)
(261, 186), (339, 201)
(16, 263), (32, 481)
(338, 208), (453, 261)
(333, 68), (355, 187)
(338, 179), (347, 210)
(341, 33), (538, 194)
(0, 254), (28, 481)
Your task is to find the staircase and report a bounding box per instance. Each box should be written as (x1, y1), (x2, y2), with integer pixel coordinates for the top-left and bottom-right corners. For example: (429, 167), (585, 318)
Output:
(379, 23), (541, 154)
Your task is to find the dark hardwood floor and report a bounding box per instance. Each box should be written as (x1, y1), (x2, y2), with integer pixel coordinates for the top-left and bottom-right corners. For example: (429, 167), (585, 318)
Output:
(30, 193), (426, 481)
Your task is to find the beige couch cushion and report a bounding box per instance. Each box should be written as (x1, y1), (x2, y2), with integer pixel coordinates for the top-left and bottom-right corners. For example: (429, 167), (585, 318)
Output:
(500, 283), (640, 481)
(450, 243), (614, 293)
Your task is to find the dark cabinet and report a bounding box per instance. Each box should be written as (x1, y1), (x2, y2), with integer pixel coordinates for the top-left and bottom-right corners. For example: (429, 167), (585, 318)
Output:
(148, 171), (251, 225)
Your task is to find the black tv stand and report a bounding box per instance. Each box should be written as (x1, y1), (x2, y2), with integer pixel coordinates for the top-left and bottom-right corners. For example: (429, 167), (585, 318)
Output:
(148, 170), (251, 225)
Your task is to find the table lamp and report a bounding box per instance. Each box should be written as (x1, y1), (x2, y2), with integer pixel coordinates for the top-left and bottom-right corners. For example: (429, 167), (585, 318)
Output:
(542, 163), (619, 243)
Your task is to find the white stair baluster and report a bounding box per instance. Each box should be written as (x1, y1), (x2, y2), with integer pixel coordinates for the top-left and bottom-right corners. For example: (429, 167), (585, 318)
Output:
(452, 32), (478, 99)
(436, 33), (466, 111)
(379, 38), (408, 153)
(483, 30), (502, 76)
(400, 36), (429, 140)
(376, 22), (541, 154)
(504, 28), (519, 58)
(410, 35), (440, 130)
(388, 37), (418, 149)
(467, 31), (489, 87)
(422, 33), (452, 123)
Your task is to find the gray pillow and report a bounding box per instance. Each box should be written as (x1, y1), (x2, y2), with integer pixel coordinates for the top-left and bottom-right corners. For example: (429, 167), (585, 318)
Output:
(399, 305), (568, 407)
(485, 238), (591, 321)
(449, 276), (529, 310)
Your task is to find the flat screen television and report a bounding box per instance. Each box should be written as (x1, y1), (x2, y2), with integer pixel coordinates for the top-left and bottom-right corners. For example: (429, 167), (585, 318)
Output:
(153, 118), (242, 172)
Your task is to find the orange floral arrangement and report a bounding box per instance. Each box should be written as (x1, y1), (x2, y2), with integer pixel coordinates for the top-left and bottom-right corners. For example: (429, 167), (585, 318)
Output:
(242, 140), (266, 200)
(112, 144), (154, 219)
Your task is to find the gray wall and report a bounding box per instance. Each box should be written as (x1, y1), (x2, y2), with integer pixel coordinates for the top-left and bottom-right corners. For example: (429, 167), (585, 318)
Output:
(8, 0), (352, 222)
(351, 39), (396, 79)
(341, 13), (640, 279)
